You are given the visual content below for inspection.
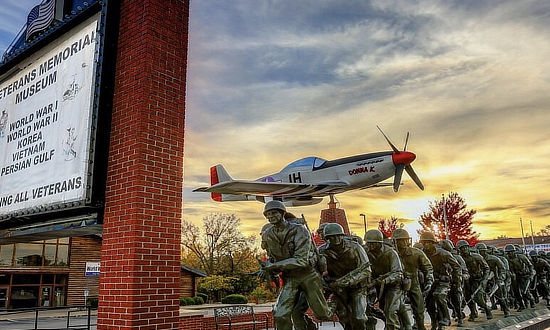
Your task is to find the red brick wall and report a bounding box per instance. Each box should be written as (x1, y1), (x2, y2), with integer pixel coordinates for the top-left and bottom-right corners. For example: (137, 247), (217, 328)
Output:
(98, 0), (189, 328)
(319, 202), (351, 235)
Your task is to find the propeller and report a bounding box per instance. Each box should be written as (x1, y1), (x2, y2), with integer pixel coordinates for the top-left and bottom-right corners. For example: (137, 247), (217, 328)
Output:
(377, 126), (424, 192)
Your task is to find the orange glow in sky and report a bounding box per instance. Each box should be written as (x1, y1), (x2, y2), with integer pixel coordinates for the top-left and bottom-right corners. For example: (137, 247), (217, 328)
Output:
(183, 1), (550, 240)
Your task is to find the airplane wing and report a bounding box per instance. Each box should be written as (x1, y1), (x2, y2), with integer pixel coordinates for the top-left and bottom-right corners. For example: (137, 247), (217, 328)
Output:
(193, 180), (350, 197)
(359, 182), (397, 190)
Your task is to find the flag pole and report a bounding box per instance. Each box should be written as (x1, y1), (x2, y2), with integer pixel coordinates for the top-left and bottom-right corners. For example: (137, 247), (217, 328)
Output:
(520, 218), (527, 252)
(442, 194), (449, 240)
(530, 219), (536, 250)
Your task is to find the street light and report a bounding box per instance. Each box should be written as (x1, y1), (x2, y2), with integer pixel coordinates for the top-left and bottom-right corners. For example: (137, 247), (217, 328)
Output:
(206, 233), (215, 303)
(360, 213), (367, 235)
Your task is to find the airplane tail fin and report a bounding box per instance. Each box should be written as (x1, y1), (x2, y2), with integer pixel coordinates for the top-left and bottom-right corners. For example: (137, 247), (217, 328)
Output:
(210, 164), (237, 202)
(210, 164), (233, 184)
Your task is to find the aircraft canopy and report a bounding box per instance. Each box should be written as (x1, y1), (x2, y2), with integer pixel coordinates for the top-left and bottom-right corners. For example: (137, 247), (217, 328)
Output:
(281, 157), (326, 172)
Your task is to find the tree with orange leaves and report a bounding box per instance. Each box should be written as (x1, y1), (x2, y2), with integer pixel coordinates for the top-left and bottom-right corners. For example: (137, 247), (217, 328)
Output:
(418, 192), (479, 245)
(378, 216), (402, 238)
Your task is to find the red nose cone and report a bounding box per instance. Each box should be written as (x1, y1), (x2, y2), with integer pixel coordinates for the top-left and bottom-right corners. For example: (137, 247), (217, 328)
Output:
(392, 151), (416, 166)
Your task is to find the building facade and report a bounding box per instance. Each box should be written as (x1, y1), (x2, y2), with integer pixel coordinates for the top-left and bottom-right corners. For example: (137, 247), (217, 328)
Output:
(0, 236), (101, 309)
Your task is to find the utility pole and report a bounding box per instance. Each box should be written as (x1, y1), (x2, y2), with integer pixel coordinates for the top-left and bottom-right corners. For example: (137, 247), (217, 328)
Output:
(530, 219), (536, 250)
(360, 213), (367, 235)
(442, 194), (449, 240)
(520, 218), (527, 252)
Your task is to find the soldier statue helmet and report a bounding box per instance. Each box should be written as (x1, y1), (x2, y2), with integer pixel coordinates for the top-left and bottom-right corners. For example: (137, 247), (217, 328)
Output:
(364, 229), (384, 253)
(456, 240), (470, 249)
(504, 244), (516, 256)
(439, 239), (454, 252)
(263, 200), (286, 215)
(364, 229), (384, 242)
(475, 243), (487, 251)
(392, 228), (410, 240)
(323, 223), (345, 237)
(528, 250), (538, 257)
(419, 231), (437, 242)
(392, 228), (411, 249)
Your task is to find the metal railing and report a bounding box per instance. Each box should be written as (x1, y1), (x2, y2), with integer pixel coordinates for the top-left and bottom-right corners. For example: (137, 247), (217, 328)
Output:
(0, 305), (96, 330)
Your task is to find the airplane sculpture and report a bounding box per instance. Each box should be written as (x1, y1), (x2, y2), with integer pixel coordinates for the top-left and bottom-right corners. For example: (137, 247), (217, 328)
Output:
(193, 126), (424, 207)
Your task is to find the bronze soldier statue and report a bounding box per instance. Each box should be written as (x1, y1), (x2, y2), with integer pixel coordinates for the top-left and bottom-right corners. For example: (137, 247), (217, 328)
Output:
(494, 247), (513, 309)
(260, 201), (333, 329)
(393, 228), (433, 330)
(506, 244), (536, 311)
(420, 232), (461, 329)
(364, 229), (404, 330)
(530, 250), (550, 307)
(456, 240), (492, 321)
(319, 223), (372, 330)
(476, 243), (510, 317)
(440, 239), (468, 327)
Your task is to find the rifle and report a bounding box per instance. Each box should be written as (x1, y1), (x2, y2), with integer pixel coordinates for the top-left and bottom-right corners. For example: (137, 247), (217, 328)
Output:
(465, 272), (494, 305)
(486, 282), (499, 298)
(526, 274), (537, 293)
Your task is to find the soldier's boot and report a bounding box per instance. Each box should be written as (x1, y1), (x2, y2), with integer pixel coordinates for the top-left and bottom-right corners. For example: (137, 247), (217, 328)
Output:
(491, 297), (497, 310)
(504, 309), (511, 318)
(467, 303), (478, 321)
(457, 317), (464, 327)
(533, 288), (540, 303)
(485, 308), (493, 320)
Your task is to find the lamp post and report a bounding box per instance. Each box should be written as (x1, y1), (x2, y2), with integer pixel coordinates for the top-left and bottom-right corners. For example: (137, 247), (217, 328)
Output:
(228, 249), (234, 274)
(360, 213), (367, 235)
(206, 233), (215, 303)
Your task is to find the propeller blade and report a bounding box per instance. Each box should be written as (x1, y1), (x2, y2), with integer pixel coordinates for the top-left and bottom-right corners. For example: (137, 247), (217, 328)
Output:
(377, 125), (399, 153)
(404, 132), (409, 151)
(393, 164), (405, 192)
(405, 165), (424, 190)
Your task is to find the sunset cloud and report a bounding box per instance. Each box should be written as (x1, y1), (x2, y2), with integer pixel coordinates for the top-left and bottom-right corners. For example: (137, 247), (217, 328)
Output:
(185, 0), (550, 239)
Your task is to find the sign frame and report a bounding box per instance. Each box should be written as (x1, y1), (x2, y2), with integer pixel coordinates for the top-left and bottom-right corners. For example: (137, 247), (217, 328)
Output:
(0, 0), (120, 226)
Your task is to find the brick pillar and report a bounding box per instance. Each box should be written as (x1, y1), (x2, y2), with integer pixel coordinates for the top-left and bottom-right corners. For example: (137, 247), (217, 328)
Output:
(319, 197), (351, 234)
(98, 0), (189, 328)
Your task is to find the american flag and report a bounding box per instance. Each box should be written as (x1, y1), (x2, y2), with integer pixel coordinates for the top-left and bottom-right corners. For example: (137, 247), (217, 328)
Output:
(26, 0), (56, 41)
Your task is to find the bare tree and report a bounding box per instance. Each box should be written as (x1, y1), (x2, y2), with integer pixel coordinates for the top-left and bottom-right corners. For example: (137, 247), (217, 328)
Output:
(181, 213), (257, 275)
(537, 224), (550, 236)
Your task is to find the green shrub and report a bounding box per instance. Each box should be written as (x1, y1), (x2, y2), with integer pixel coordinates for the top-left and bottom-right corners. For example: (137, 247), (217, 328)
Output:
(197, 292), (208, 302)
(250, 286), (267, 304)
(193, 296), (204, 305)
(180, 297), (196, 306)
(221, 294), (248, 304)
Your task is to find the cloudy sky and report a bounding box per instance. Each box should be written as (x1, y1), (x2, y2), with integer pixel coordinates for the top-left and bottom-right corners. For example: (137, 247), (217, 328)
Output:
(2, 1), (550, 240)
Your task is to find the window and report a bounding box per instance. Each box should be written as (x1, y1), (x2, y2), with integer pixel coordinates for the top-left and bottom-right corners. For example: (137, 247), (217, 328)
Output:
(0, 238), (70, 267)
(44, 245), (56, 266)
(14, 244), (43, 266)
(56, 245), (69, 266)
(0, 245), (14, 266)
